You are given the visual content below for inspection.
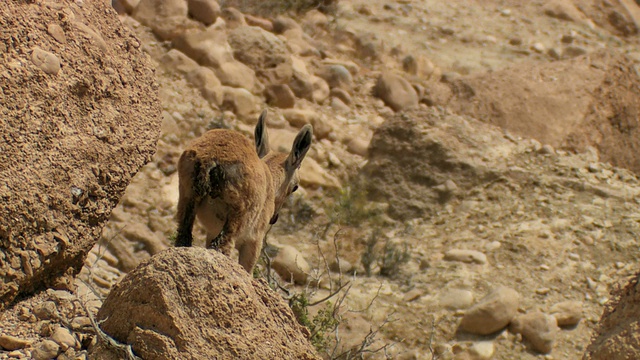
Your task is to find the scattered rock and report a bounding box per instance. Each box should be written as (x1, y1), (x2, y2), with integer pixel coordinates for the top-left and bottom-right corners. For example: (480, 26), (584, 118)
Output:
(51, 326), (78, 351)
(95, 248), (320, 359)
(438, 288), (474, 310)
(0, 335), (31, 351)
(133, 0), (196, 40)
(374, 72), (418, 111)
(542, 0), (586, 22)
(31, 340), (60, 360)
(402, 54), (438, 79)
(443, 249), (487, 264)
(214, 60), (259, 92)
(283, 109), (319, 128)
(550, 300), (583, 326)
(159, 49), (200, 74)
(318, 65), (353, 90)
(273, 16), (301, 34)
(355, 32), (384, 60)
(186, 66), (224, 106)
(31, 47), (61, 75)
(330, 88), (352, 105)
(47, 24), (66, 44)
(221, 86), (259, 120)
(272, 245), (311, 284)
(172, 28), (234, 68)
(300, 157), (341, 189)
(220, 7), (246, 29)
(265, 84), (296, 109)
(33, 301), (59, 320)
(187, 0), (220, 25)
(331, 97), (350, 113)
(311, 76), (331, 104)
(244, 14), (273, 32)
(459, 286), (520, 335)
(509, 312), (559, 354)
(228, 26), (293, 85)
(346, 137), (369, 157)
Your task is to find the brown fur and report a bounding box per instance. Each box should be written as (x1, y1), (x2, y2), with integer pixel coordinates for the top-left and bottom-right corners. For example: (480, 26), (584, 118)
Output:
(175, 110), (313, 272)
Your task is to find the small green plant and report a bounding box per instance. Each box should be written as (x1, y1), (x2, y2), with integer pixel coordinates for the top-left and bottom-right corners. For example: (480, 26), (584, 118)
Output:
(361, 231), (411, 278)
(379, 241), (410, 278)
(289, 293), (340, 352)
(327, 185), (375, 226)
(168, 231), (177, 245)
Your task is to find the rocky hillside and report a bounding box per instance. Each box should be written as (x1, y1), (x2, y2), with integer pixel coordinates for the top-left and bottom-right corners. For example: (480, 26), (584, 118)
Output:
(2, 0), (640, 359)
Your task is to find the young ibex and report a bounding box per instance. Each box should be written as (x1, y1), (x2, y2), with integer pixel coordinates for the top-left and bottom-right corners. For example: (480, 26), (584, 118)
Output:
(175, 110), (313, 273)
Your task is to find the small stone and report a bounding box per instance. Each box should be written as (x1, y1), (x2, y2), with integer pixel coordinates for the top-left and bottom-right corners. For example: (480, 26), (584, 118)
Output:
(33, 301), (59, 320)
(330, 97), (350, 113)
(561, 34), (575, 44)
(459, 286), (520, 335)
(509, 37), (523, 46)
(374, 72), (418, 112)
(0, 335), (31, 350)
(272, 245), (311, 284)
(509, 312), (559, 354)
(568, 253), (580, 261)
(329, 88), (352, 105)
(536, 288), (551, 295)
(470, 341), (495, 359)
(531, 42), (545, 53)
(317, 65), (353, 90)
(403, 288), (424, 302)
(438, 288), (474, 310)
(51, 326), (78, 351)
(265, 84), (295, 109)
(47, 24), (67, 44)
(31, 47), (61, 75)
(71, 317), (92, 331)
(615, 262), (625, 269)
(31, 340), (60, 360)
(539, 144), (555, 155)
(345, 137), (369, 157)
(443, 249), (487, 264)
(550, 301), (583, 326)
(564, 46), (587, 58)
(187, 0), (220, 25)
(548, 47), (562, 60)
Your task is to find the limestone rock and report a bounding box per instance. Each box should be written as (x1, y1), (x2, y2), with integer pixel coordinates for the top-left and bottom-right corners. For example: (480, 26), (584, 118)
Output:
(31, 47), (60, 75)
(0, 335), (30, 351)
(272, 245), (311, 285)
(51, 326), (78, 351)
(94, 248), (320, 359)
(510, 312), (559, 354)
(374, 72), (418, 112)
(159, 49), (200, 74)
(550, 300), (583, 326)
(221, 87), (259, 120)
(459, 287), (520, 335)
(172, 28), (234, 68)
(438, 289), (474, 310)
(318, 65), (353, 90)
(228, 26), (293, 86)
(133, 0), (199, 40)
(244, 14), (274, 32)
(300, 157), (341, 189)
(31, 340), (60, 360)
(311, 76), (330, 104)
(265, 84), (295, 109)
(221, 7), (246, 29)
(187, 0), (220, 25)
(214, 60), (259, 92)
(185, 66), (224, 106)
(273, 16), (302, 34)
(443, 249), (487, 265)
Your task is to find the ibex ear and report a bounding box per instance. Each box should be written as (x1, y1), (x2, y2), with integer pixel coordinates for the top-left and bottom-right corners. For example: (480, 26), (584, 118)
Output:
(254, 110), (270, 158)
(285, 124), (313, 173)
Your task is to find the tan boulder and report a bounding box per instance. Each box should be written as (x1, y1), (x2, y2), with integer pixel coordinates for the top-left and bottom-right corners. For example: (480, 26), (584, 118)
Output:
(374, 72), (418, 112)
(187, 0), (220, 25)
(93, 248), (320, 360)
(510, 312), (559, 354)
(271, 245), (311, 285)
(459, 287), (520, 335)
(214, 60), (259, 92)
(185, 66), (224, 106)
(172, 28), (234, 68)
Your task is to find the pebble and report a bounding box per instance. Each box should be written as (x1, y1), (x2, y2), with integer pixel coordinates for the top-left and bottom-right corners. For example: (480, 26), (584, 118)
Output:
(459, 286), (520, 335)
(271, 245), (311, 285)
(443, 249), (487, 265)
(0, 334), (31, 350)
(51, 326), (78, 351)
(438, 288), (474, 310)
(536, 287), (551, 295)
(31, 340), (60, 360)
(31, 47), (61, 75)
(539, 144), (555, 155)
(531, 42), (545, 53)
(509, 312), (559, 354)
(47, 23), (67, 44)
(33, 301), (59, 320)
(550, 301), (583, 326)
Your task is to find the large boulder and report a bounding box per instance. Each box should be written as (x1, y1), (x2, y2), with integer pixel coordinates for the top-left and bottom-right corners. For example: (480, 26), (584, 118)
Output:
(361, 108), (515, 220)
(444, 50), (640, 175)
(0, 0), (161, 309)
(93, 247), (320, 360)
